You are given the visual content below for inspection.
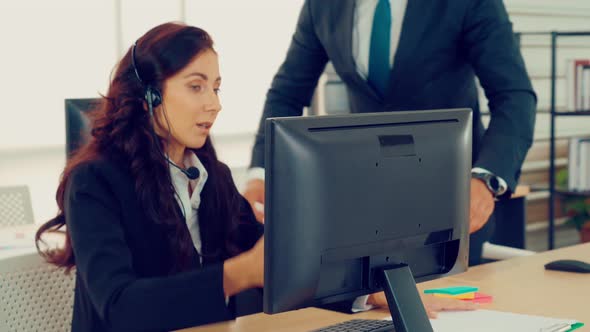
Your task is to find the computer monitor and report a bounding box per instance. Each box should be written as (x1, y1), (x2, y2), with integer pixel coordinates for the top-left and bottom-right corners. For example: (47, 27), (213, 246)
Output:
(264, 108), (472, 331)
(65, 98), (100, 158)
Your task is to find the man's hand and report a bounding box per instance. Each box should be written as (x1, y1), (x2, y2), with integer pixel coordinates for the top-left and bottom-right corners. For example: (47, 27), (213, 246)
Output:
(469, 178), (495, 234)
(242, 179), (265, 223)
(367, 292), (477, 319)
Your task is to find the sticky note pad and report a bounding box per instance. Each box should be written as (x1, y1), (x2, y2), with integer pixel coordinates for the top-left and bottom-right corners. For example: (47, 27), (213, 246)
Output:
(434, 292), (475, 300)
(461, 292), (493, 304)
(424, 286), (479, 296)
(567, 322), (584, 331)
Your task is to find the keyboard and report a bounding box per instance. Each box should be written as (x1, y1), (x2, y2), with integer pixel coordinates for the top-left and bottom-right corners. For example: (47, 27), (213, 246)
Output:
(311, 319), (395, 332)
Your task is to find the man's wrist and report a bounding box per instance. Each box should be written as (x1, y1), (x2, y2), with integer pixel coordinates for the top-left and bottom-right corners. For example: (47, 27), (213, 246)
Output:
(247, 167), (265, 182)
(471, 167), (508, 197)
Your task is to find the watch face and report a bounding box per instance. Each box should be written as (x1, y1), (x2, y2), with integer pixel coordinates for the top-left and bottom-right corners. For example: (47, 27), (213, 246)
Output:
(488, 176), (500, 192)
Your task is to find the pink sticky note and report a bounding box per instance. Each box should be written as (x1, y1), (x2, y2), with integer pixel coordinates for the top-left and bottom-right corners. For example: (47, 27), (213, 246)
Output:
(461, 292), (493, 304)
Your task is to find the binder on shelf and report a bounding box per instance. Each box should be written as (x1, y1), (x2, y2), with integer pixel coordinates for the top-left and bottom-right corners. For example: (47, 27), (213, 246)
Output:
(566, 59), (590, 112)
(581, 140), (590, 191)
(568, 138), (580, 191)
(583, 65), (590, 111)
(568, 137), (590, 192)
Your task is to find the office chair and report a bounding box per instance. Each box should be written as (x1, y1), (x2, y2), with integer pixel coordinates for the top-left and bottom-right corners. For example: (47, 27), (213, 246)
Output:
(482, 187), (536, 260)
(0, 253), (75, 332)
(0, 186), (35, 228)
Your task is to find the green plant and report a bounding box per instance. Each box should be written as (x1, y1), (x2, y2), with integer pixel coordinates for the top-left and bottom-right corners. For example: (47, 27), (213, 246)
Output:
(556, 169), (590, 231)
(564, 198), (590, 230)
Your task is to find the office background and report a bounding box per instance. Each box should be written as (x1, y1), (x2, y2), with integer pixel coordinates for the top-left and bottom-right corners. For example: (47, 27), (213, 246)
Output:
(1, 0), (590, 250)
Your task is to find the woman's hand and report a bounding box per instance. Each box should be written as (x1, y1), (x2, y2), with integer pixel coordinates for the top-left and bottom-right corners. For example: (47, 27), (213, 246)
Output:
(245, 237), (265, 287)
(367, 291), (477, 318)
(223, 237), (264, 297)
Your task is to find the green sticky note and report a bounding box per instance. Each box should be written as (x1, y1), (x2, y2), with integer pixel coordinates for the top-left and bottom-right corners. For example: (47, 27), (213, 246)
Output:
(423, 286), (479, 295)
(567, 322), (584, 331)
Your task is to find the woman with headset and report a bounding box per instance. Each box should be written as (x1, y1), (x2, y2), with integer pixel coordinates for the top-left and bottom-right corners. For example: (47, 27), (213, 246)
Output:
(36, 22), (474, 332)
(36, 22), (264, 331)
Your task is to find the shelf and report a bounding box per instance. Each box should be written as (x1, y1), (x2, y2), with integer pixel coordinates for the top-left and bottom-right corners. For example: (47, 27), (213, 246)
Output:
(554, 189), (590, 197)
(530, 185), (549, 192)
(552, 111), (590, 116)
(528, 187), (590, 198)
(516, 31), (590, 37)
(495, 30), (590, 249)
(523, 187), (590, 200)
(556, 31), (590, 37)
(516, 31), (553, 36)
(480, 109), (551, 116)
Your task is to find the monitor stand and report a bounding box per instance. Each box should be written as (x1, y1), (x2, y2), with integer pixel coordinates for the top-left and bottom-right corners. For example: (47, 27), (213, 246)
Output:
(380, 264), (434, 332)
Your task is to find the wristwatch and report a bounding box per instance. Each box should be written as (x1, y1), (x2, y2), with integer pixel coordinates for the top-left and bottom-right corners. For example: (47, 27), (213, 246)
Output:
(471, 169), (508, 197)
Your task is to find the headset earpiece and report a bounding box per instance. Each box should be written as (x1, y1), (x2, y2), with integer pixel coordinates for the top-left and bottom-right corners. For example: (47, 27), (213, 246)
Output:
(145, 86), (162, 110)
(132, 42), (162, 110)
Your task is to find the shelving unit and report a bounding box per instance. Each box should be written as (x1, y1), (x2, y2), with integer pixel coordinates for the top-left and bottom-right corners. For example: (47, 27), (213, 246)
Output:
(515, 31), (590, 249)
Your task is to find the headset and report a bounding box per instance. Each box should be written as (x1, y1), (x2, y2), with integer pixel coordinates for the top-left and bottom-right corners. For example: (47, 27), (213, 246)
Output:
(131, 41), (199, 181)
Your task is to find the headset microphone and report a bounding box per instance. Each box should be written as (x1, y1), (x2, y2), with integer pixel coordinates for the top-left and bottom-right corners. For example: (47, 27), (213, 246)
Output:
(184, 167), (200, 180)
(165, 155), (200, 180)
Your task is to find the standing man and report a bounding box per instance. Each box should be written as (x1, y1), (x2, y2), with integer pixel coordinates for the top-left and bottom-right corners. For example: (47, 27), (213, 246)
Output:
(245, 0), (536, 266)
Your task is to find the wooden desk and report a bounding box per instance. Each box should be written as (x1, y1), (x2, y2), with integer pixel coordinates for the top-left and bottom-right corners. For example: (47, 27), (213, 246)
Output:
(450, 242), (590, 321)
(183, 243), (590, 332)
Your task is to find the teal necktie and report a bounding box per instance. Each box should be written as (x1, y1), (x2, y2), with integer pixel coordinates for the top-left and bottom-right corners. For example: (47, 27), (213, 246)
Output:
(368, 0), (392, 97)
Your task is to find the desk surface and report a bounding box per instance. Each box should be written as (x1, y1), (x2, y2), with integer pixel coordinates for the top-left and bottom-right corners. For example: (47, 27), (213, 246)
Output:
(183, 243), (590, 332)
(0, 224), (63, 260)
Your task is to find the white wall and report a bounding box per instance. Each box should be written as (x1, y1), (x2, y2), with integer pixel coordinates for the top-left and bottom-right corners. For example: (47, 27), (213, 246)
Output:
(0, 0), (303, 224)
(0, 0), (117, 150)
(1, 0), (589, 224)
(185, 1), (304, 136)
(0, 0), (303, 151)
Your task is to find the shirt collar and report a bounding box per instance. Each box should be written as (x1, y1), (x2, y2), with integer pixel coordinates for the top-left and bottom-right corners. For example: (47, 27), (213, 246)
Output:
(169, 150), (209, 209)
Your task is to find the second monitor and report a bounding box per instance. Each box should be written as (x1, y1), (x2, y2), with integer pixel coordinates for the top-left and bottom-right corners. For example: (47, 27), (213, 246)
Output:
(264, 108), (472, 331)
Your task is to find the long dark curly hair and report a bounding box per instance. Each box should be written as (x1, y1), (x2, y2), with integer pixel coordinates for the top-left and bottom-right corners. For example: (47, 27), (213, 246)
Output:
(36, 22), (252, 273)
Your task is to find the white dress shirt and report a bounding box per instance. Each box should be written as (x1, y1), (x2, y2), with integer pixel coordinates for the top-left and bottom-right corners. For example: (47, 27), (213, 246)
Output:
(170, 152), (233, 306)
(170, 150), (209, 260)
(352, 0), (408, 79)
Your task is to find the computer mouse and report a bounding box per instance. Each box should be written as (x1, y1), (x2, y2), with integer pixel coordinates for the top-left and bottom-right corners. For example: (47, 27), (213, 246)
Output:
(544, 259), (590, 273)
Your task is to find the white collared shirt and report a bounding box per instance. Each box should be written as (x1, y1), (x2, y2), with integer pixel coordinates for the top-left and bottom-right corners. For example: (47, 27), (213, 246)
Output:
(169, 150), (209, 258)
(352, 0), (408, 79)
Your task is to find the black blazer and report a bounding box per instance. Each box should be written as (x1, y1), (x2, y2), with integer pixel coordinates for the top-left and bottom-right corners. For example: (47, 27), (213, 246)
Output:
(251, 0), (537, 194)
(64, 158), (263, 332)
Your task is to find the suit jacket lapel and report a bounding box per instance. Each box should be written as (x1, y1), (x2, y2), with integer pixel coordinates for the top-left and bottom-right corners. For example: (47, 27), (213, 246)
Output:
(386, 0), (430, 104)
(337, 0), (382, 101)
